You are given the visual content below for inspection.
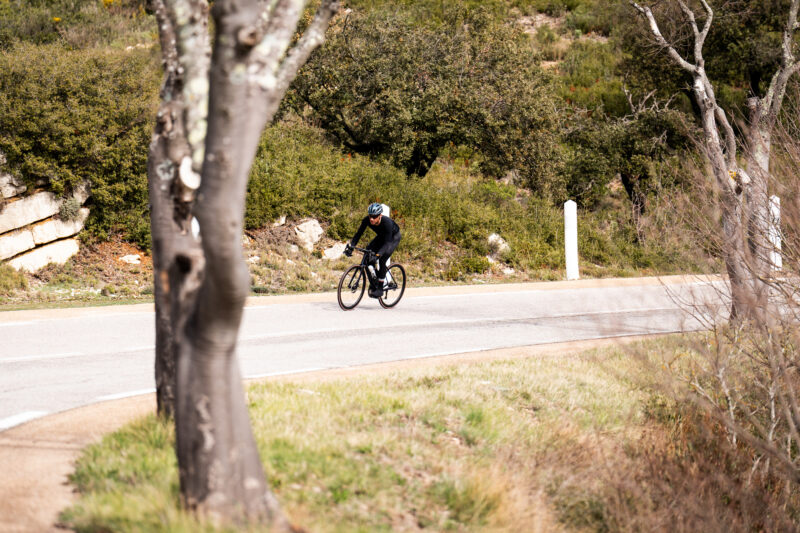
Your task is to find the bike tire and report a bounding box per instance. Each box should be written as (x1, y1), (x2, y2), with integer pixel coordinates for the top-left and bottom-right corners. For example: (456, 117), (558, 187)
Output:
(379, 264), (406, 309)
(338, 265), (366, 310)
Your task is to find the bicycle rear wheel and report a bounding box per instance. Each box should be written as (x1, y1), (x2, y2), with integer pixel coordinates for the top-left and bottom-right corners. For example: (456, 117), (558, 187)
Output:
(379, 264), (406, 308)
(338, 265), (366, 310)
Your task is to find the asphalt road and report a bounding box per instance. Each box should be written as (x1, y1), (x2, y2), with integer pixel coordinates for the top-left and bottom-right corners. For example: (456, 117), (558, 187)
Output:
(0, 276), (724, 432)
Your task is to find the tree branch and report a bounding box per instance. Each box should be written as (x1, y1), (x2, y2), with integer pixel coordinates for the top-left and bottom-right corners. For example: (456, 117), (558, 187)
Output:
(677, 0), (712, 66)
(677, 1), (700, 39)
(629, 2), (697, 74)
(275, 0), (340, 96)
(237, 0), (305, 93)
(165, 0), (210, 179)
(235, 0), (279, 49)
(761, 0), (800, 125)
(713, 97), (737, 166)
(697, 0), (714, 47)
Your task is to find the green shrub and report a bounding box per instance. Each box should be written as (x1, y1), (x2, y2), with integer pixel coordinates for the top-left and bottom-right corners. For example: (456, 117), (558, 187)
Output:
(248, 121), (575, 272)
(289, 5), (564, 197)
(558, 40), (628, 116)
(0, 42), (160, 247)
(58, 197), (82, 222)
(0, 264), (27, 296)
(247, 119), (705, 278)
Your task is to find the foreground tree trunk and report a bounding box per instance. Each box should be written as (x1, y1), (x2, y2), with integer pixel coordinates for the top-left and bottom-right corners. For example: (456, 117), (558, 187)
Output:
(631, 0), (799, 324)
(145, 0), (208, 418)
(146, 0), (339, 526)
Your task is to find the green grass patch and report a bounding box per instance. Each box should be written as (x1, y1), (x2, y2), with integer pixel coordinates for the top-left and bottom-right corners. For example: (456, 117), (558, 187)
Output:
(62, 340), (706, 532)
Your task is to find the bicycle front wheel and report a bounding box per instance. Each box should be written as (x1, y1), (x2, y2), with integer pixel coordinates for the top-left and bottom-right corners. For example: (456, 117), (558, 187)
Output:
(338, 265), (366, 310)
(379, 264), (406, 309)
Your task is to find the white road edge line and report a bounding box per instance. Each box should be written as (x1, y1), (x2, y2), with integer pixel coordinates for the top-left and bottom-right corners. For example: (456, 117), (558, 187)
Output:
(126, 345), (155, 352)
(96, 389), (156, 401)
(246, 367), (328, 379)
(1, 345), (156, 364)
(1, 352), (84, 364)
(0, 321), (38, 327)
(0, 410), (49, 430)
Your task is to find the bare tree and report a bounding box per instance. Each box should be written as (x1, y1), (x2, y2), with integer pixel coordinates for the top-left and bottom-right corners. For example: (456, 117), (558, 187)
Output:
(629, 0), (800, 324)
(660, 111), (800, 487)
(742, 0), (800, 314)
(145, 0), (339, 526)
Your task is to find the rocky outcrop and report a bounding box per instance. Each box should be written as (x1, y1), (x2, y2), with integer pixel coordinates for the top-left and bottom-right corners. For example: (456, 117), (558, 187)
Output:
(294, 219), (324, 252)
(0, 184), (89, 235)
(0, 173), (26, 199)
(487, 233), (510, 259)
(323, 242), (347, 260)
(0, 152), (91, 271)
(32, 208), (90, 245)
(8, 239), (80, 272)
(0, 229), (35, 261)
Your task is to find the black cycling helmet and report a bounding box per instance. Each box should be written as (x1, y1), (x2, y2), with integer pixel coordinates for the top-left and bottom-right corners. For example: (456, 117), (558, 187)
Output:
(368, 202), (383, 217)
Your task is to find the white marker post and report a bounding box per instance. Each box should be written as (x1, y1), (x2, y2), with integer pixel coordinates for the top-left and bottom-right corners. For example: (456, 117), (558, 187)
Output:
(769, 195), (782, 271)
(381, 203), (392, 271)
(564, 200), (579, 280)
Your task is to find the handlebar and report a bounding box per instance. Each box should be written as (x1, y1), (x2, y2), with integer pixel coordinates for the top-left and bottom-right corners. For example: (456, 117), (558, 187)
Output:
(350, 246), (379, 261)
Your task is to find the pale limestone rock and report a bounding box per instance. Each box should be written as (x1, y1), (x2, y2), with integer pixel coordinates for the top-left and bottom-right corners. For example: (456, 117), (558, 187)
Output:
(294, 219), (323, 252)
(323, 242), (347, 260)
(288, 244), (299, 254)
(0, 192), (60, 234)
(0, 184), (90, 235)
(0, 229), (35, 260)
(502, 267), (515, 275)
(119, 254), (141, 265)
(273, 215), (287, 227)
(0, 173), (26, 199)
(31, 208), (89, 245)
(488, 233), (510, 259)
(8, 239), (79, 272)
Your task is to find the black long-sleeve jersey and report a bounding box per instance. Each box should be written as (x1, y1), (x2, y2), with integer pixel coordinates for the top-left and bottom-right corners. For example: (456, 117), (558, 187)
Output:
(350, 215), (401, 247)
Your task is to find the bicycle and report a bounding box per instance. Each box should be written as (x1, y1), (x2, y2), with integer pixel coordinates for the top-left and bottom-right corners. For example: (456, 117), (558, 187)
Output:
(337, 246), (406, 311)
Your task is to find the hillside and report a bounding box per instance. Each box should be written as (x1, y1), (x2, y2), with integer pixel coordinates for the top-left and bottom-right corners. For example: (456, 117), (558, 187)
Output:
(0, 0), (714, 306)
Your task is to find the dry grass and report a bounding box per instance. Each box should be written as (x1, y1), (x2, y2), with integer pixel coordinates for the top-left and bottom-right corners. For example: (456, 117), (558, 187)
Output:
(61, 338), (800, 532)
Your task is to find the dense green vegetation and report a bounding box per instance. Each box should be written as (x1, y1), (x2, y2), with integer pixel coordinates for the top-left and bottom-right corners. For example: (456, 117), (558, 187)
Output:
(0, 42), (159, 245)
(288, 6), (563, 197)
(8, 0), (787, 283)
(247, 121), (707, 279)
(0, 0), (160, 247)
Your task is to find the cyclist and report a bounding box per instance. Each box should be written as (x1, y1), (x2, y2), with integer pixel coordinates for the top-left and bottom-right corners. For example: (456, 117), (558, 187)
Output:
(344, 202), (402, 298)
